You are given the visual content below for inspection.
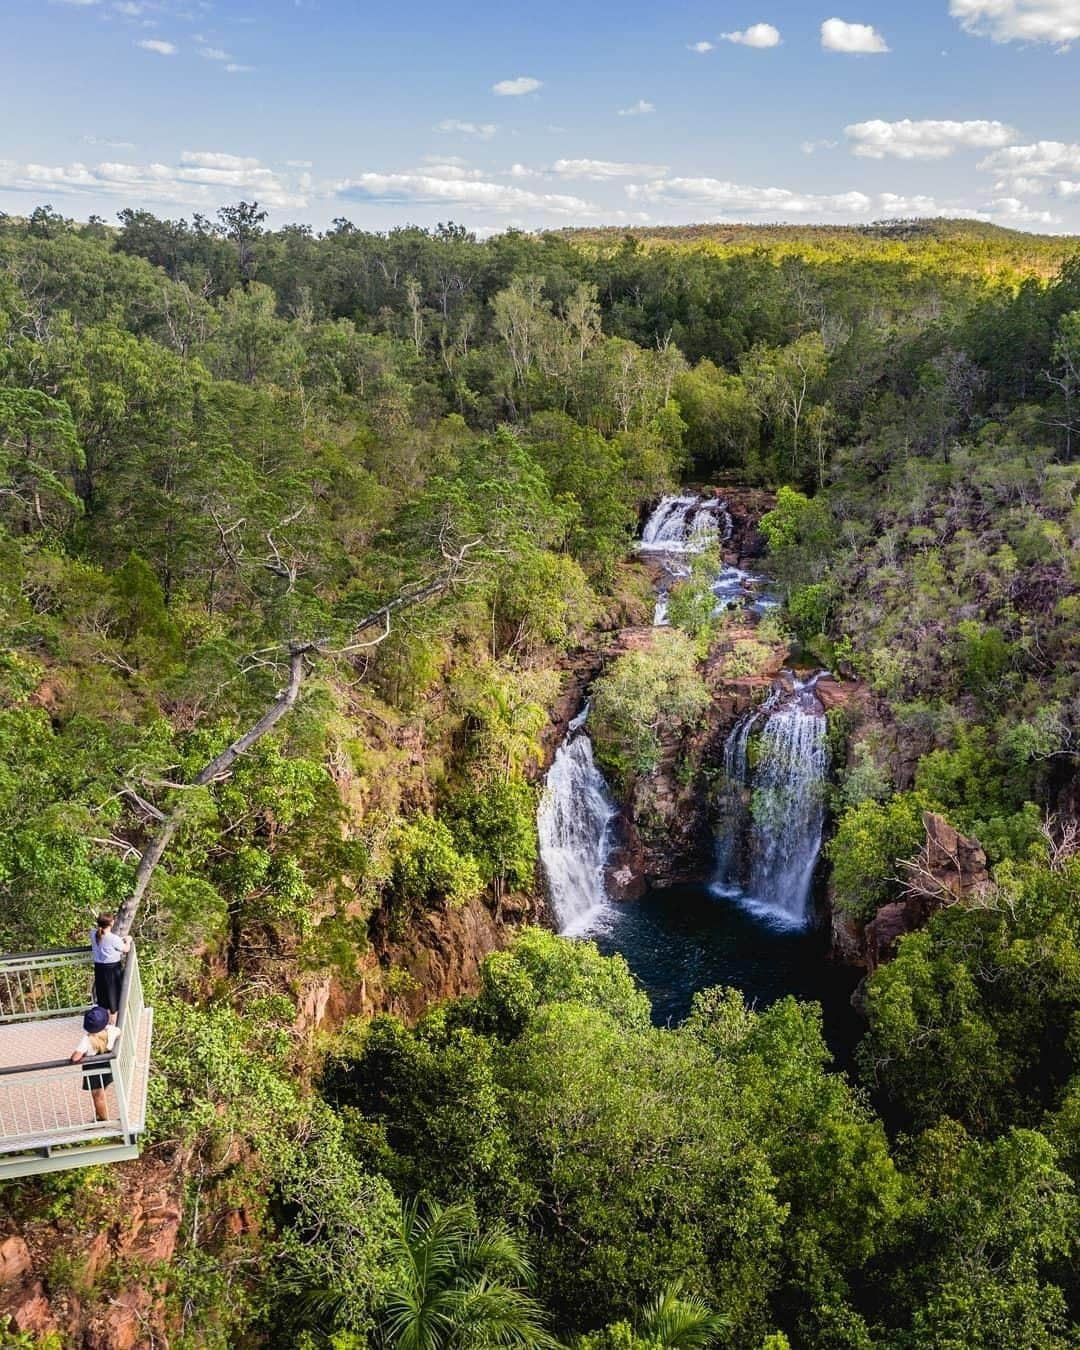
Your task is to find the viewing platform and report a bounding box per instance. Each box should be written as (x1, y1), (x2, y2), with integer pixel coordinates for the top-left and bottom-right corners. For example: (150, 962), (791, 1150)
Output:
(0, 944), (153, 1180)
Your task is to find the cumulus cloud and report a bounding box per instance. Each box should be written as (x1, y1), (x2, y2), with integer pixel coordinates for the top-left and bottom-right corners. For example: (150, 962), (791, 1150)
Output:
(198, 46), (230, 61)
(801, 139), (839, 154)
(0, 150), (308, 210)
(988, 196), (1062, 224)
(980, 140), (1080, 180)
(181, 151), (260, 171)
(493, 76), (542, 96)
(618, 99), (656, 116)
(720, 23), (782, 47)
(435, 119), (498, 140)
(1057, 180), (1080, 197)
(950, 0), (1080, 46)
(552, 158), (668, 180)
(83, 134), (136, 150)
(225, 64), (253, 73)
(337, 171), (597, 217)
(845, 118), (1019, 160)
(821, 18), (890, 52)
(626, 177), (874, 216)
(137, 39), (177, 55)
(689, 40), (715, 52)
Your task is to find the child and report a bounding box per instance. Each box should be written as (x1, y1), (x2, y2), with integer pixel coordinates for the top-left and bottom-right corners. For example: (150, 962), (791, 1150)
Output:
(70, 1005), (121, 1122)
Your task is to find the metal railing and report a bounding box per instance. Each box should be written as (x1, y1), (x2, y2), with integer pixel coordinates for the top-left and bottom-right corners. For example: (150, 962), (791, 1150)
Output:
(0, 943), (149, 1156)
(0, 947), (95, 1022)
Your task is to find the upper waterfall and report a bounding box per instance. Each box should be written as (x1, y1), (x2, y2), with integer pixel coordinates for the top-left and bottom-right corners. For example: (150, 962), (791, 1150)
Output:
(639, 494), (731, 554)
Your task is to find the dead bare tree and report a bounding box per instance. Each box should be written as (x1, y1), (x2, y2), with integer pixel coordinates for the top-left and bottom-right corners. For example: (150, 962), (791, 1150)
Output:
(113, 536), (483, 937)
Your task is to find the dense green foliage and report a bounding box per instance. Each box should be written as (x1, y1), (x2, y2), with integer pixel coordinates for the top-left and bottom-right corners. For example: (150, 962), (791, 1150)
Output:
(0, 205), (1078, 1346)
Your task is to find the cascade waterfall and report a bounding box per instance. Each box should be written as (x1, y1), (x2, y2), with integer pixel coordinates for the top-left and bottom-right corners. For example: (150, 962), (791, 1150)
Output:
(638, 494), (731, 553)
(537, 495), (830, 940)
(537, 707), (618, 935)
(713, 676), (828, 928)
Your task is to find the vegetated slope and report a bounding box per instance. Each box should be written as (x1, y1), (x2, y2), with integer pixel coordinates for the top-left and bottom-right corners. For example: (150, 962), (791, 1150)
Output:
(0, 203), (1077, 1347)
(567, 216), (1080, 281)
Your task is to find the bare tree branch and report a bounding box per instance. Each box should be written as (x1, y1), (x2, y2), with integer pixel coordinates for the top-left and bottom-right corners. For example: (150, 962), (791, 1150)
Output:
(113, 539), (484, 937)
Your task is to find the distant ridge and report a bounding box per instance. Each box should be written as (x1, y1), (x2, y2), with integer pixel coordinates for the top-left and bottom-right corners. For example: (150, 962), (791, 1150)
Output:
(563, 217), (1079, 245)
(560, 217), (1080, 281)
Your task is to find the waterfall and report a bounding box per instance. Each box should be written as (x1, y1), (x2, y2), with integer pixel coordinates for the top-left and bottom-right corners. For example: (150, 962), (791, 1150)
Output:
(639, 495), (731, 554)
(713, 677), (828, 929)
(538, 708), (617, 935)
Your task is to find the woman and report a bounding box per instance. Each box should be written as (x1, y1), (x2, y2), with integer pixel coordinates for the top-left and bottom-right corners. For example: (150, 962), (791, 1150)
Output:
(90, 913), (130, 1024)
(70, 1005), (121, 1122)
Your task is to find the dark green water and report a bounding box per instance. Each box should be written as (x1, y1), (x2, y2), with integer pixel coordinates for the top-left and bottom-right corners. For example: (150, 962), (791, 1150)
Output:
(588, 883), (865, 1070)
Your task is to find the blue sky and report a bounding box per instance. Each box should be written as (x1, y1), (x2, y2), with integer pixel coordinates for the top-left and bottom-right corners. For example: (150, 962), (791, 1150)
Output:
(2, 0), (1080, 233)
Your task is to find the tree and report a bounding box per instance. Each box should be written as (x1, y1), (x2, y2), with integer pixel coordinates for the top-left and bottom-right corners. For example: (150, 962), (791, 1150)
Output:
(590, 630), (710, 789)
(741, 333), (827, 477)
(375, 1199), (555, 1349)
(672, 360), (758, 471)
(217, 200), (268, 288)
(577, 1283), (728, 1349)
(0, 386), (83, 533)
(1045, 309), (1080, 457)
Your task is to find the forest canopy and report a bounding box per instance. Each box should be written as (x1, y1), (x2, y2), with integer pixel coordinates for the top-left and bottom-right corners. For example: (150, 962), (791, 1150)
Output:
(0, 204), (1078, 1347)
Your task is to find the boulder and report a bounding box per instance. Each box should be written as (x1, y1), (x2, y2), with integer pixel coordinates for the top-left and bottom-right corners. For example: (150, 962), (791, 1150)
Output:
(858, 813), (991, 974)
(0, 1237), (30, 1288)
(917, 811), (989, 902)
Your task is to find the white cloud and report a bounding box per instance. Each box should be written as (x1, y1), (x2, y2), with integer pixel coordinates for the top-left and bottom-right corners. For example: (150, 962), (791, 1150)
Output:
(720, 23), (782, 47)
(337, 171), (597, 217)
(821, 18), (890, 52)
(415, 160), (487, 181)
(83, 134), (136, 150)
(198, 46), (230, 61)
(225, 64), (253, 73)
(801, 139), (839, 154)
(988, 196), (1062, 224)
(949, 0), (1080, 47)
(1057, 180), (1080, 197)
(136, 39), (177, 55)
(181, 151), (261, 171)
(618, 99), (656, 116)
(0, 152), (308, 210)
(286, 159), (314, 169)
(980, 140), (1080, 180)
(435, 119), (498, 140)
(113, 2), (144, 13)
(626, 177), (874, 216)
(689, 40), (715, 52)
(552, 158), (668, 180)
(493, 76), (542, 96)
(55, 0), (99, 6)
(846, 118), (1019, 160)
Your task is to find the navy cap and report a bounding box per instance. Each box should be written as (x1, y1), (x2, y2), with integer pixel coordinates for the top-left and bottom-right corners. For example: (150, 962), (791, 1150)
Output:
(83, 1006), (109, 1033)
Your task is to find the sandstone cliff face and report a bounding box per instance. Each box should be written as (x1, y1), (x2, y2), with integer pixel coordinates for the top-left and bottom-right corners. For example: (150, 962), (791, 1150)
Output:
(1, 1156), (183, 1347)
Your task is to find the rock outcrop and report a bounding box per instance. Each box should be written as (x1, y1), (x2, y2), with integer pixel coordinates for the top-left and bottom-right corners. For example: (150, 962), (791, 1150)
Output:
(1, 1156), (183, 1347)
(861, 812), (990, 972)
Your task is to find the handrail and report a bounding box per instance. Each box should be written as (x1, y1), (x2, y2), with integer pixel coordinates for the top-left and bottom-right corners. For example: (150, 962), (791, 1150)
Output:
(0, 1052), (114, 1079)
(0, 941), (151, 1162)
(0, 947), (89, 965)
(0, 942), (137, 1077)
